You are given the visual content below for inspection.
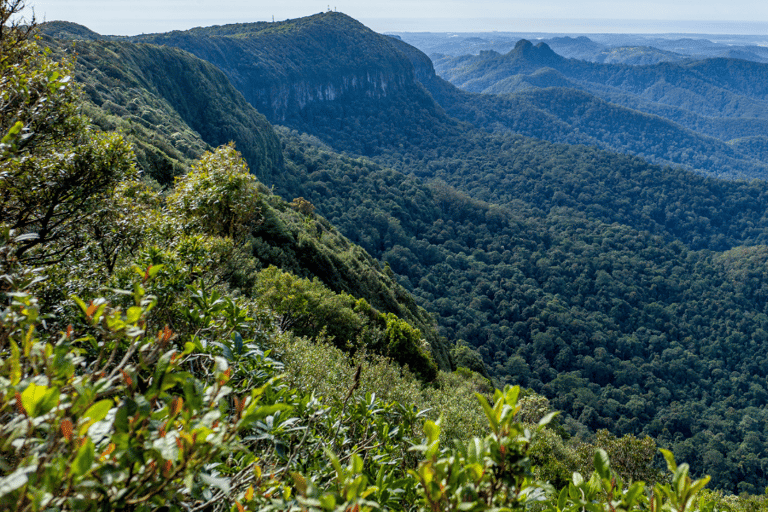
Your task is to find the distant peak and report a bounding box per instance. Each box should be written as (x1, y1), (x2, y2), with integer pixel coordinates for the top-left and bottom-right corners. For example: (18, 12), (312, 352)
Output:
(535, 41), (558, 56)
(515, 39), (534, 51)
(507, 38), (563, 64)
(38, 20), (103, 41)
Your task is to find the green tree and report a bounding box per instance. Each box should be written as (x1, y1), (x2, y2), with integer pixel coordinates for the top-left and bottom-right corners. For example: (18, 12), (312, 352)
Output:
(0, 0), (135, 263)
(166, 143), (261, 239)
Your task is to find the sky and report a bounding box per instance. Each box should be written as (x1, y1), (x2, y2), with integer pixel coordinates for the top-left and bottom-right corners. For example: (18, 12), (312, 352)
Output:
(20, 0), (768, 36)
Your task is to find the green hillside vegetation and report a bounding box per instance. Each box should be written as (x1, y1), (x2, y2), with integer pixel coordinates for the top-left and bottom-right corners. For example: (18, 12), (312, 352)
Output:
(271, 129), (768, 493)
(83, 11), (768, 492)
(4, 11), (738, 510)
(17, 5), (768, 498)
(42, 31), (284, 185)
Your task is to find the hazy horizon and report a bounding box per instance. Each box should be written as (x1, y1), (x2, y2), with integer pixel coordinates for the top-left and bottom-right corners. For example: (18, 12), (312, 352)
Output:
(20, 1), (768, 37)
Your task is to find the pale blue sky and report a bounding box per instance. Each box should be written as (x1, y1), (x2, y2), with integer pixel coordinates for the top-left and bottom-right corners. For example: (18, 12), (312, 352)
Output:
(21, 0), (768, 35)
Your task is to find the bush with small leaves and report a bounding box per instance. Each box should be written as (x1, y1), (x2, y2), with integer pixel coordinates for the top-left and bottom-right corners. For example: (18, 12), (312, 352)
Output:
(166, 143), (261, 240)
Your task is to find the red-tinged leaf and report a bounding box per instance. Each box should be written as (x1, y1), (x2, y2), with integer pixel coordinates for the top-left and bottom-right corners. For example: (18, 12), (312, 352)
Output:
(15, 392), (25, 416)
(172, 396), (184, 415)
(121, 369), (133, 387)
(61, 419), (73, 441)
(99, 443), (116, 462)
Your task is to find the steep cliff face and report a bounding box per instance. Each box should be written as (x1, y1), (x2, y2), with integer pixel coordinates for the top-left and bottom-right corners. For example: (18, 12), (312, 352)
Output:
(256, 70), (410, 122)
(134, 13), (419, 123)
(130, 13), (462, 156)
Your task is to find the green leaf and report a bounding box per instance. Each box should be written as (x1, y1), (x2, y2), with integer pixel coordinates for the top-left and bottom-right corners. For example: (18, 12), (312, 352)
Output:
(71, 438), (95, 478)
(652, 484), (664, 512)
(233, 331), (244, 355)
(36, 386), (60, 416)
(319, 494), (336, 510)
(79, 399), (113, 436)
(689, 475), (711, 497)
(1, 121), (23, 146)
(424, 419), (440, 445)
(557, 486), (568, 511)
(475, 393), (498, 434)
(150, 350), (175, 391)
(114, 404), (130, 434)
(660, 448), (677, 472)
(83, 399), (113, 423)
(147, 264), (164, 279)
(537, 411), (559, 429)
(9, 341), (21, 386)
(673, 463), (690, 494)
(238, 402), (290, 430)
(625, 481), (645, 506)
(126, 306), (142, 324)
(21, 383), (56, 417)
(324, 448), (343, 480)
(504, 385), (520, 409)
(593, 449), (610, 479)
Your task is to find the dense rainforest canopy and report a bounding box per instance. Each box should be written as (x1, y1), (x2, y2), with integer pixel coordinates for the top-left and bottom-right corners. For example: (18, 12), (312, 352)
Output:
(4, 2), (768, 508)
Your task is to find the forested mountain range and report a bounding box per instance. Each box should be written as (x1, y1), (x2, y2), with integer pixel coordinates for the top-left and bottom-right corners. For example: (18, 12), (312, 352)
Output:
(430, 39), (768, 179)
(396, 31), (768, 64)
(36, 13), (768, 493)
(122, 14), (768, 179)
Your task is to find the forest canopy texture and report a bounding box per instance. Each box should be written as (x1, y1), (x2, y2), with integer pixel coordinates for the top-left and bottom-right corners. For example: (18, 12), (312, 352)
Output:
(4, 2), (768, 509)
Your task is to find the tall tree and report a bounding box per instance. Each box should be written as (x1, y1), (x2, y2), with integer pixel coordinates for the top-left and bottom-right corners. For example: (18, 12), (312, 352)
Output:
(0, 0), (135, 264)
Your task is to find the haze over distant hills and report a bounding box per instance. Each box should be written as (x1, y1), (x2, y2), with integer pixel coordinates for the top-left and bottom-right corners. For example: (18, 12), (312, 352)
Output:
(389, 33), (768, 180)
(394, 31), (768, 62)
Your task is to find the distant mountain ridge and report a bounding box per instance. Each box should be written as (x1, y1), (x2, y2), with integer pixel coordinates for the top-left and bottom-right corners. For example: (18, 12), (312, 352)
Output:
(435, 39), (768, 118)
(397, 31), (768, 64)
(385, 37), (768, 179)
(429, 39), (768, 178)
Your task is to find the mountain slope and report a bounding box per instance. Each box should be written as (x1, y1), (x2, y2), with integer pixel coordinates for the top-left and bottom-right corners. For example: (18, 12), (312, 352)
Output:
(133, 13), (463, 156)
(434, 40), (768, 132)
(44, 33), (284, 184)
(41, 24), (451, 369)
(392, 37), (768, 179)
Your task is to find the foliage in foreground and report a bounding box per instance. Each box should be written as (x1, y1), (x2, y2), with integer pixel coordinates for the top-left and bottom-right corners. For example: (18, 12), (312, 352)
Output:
(0, 271), (717, 511)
